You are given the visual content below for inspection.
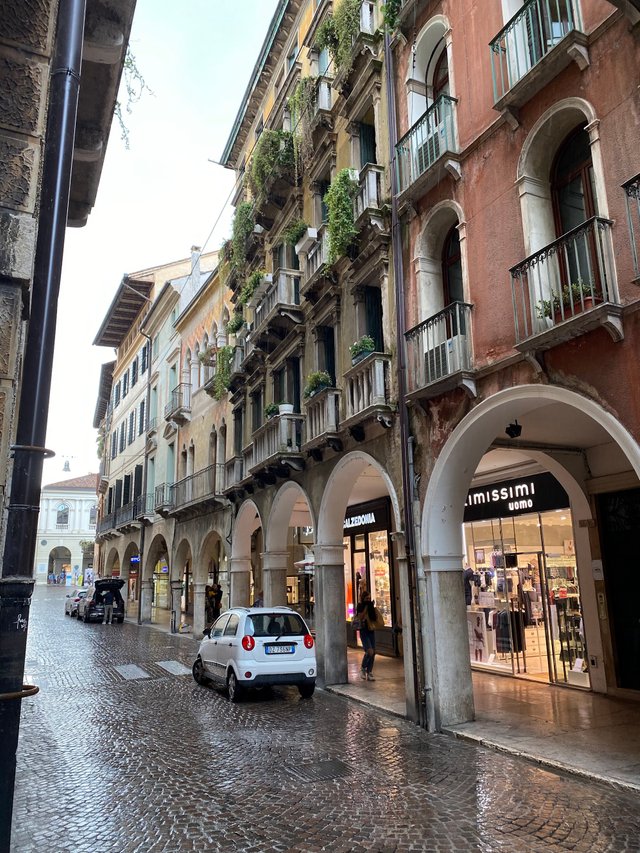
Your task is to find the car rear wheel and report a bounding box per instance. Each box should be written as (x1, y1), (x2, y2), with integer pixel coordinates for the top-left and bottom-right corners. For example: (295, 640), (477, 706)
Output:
(227, 671), (243, 703)
(82, 611), (89, 623)
(298, 684), (315, 699)
(192, 658), (208, 686)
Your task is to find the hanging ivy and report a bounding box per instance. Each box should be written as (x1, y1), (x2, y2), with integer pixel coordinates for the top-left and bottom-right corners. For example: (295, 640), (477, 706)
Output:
(288, 76), (318, 170)
(231, 202), (255, 272)
(226, 311), (244, 335)
(283, 218), (308, 247)
(315, 0), (361, 78)
(248, 129), (295, 201)
(382, 0), (401, 30)
(213, 345), (235, 400)
(238, 269), (266, 307)
(325, 169), (359, 263)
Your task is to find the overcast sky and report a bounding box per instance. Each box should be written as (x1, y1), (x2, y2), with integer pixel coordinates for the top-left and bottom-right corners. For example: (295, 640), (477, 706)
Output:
(41, 0), (279, 486)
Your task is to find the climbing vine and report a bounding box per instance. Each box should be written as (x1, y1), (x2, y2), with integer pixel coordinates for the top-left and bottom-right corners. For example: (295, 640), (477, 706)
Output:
(226, 311), (244, 335)
(213, 345), (235, 400)
(382, 0), (401, 30)
(238, 269), (266, 307)
(325, 169), (359, 263)
(114, 48), (153, 149)
(288, 76), (318, 169)
(315, 0), (361, 78)
(283, 218), (308, 248)
(248, 129), (295, 201)
(231, 202), (255, 272)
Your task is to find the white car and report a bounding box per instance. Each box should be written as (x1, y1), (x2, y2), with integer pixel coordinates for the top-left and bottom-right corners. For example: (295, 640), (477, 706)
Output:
(192, 606), (317, 701)
(64, 589), (88, 617)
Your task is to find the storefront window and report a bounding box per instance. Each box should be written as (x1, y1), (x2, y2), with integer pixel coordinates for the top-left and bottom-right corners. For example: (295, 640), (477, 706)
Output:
(344, 536), (353, 620)
(369, 529), (392, 627)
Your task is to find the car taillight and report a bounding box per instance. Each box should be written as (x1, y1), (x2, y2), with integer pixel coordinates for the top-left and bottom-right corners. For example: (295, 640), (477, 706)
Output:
(241, 635), (255, 651)
(304, 634), (314, 649)
(74, 597), (80, 602)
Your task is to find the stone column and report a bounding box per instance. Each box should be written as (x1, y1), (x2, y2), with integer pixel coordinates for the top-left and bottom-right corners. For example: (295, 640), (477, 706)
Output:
(313, 544), (347, 686)
(262, 551), (289, 607)
(392, 532), (418, 723)
(170, 579), (182, 633)
(230, 557), (252, 607)
(193, 582), (207, 638)
(140, 578), (153, 623)
(421, 555), (474, 728)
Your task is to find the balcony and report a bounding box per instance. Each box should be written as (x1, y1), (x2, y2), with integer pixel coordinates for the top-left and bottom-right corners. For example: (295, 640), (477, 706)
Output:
(224, 455), (245, 494)
(147, 415), (158, 434)
(490, 0), (588, 124)
(341, 352), (394, 435)
(171, 463), (226, 517)
(251, 269), (303, 344)
(332, 1), (380, 92)
(395, 95), (460, 205)
(511, 217), (623, 353)
(163, 383), (191, 425)
(302, 387), (341, 454)
(250, 413), (305, 476)
(623, 172), (640, 280)
(96, 512), (116, 537)
(300, 225), (331, 301)
(405, 303), (476, 403)
(154, 483), (174, 516)
(354, 164), (386, 232)
(134, 493), (154, 519)
(115, 500), (138, 531)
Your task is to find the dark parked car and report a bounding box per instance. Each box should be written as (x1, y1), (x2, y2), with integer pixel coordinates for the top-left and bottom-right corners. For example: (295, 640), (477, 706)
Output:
(78, 578), (126, 624)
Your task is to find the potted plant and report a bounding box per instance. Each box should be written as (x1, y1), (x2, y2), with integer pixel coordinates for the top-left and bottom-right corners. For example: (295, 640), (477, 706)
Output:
(198, 345), (217, 366)
(264, 402), (279, 420)
(303, 370), (333, 399)
(226, 312), (244, 336)
(278, 402), (294, 415)
(535, 280), (598, 322)
(349, 334), (376, 364)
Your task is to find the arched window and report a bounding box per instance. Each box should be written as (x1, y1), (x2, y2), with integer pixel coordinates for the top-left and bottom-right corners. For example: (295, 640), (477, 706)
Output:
(442, 226), (463, 306)
(56, 503), (69, 527)
(89, 505), (97, 526)
(430, 46), (449, 102)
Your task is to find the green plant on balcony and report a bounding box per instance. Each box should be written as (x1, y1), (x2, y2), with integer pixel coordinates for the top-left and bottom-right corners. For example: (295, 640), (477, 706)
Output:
(325, 169), (359, 263)
(264, 402), (279, 420)
(288, 76), (317, 168)
(238, 269), (266, 307)
(382, 0), (401, 30)
(248, 129), (295, 202)
(79, 540), (94, 553)
(535, 280), (596, 320)
(315, 0), (361, 78)
(226, 311), (244, 335)
(349, 334), (376, 361)
(212, 345), (234, 401)
(231, 202), (255, 272)
(303, 370), (333, 399)
(283, 218), (308, 247)
(198, 344), (217, 366)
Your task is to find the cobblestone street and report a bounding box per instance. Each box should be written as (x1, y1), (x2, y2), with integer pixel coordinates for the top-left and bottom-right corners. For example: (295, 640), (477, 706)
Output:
(11, 587), (640, 852)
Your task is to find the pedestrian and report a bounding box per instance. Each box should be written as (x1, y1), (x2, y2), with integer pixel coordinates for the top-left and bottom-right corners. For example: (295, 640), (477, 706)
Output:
(213, 583), (223, 619)
(103, 588), (115, 624)
(356, 591), (383, 681)
(253, 589), (264, 608)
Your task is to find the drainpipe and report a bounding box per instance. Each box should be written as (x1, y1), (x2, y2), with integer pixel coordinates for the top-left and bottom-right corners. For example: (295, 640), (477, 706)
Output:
(136, 330), (153, 624)
(384, 30), (426, 728)
(0, 1), (86, 848)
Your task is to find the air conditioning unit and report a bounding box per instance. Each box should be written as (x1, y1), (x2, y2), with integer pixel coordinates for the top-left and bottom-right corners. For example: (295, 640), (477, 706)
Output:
(425, 335), (464, 383)
(416, 122), (445, 174)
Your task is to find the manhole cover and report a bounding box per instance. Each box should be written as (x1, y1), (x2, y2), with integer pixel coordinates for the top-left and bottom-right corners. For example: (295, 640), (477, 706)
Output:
(287, 759), (352, 783)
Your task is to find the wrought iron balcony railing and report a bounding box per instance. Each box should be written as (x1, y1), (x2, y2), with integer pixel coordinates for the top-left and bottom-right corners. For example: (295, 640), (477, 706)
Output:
(172, 463), (226, 509)
(490, 0), (582, 102)
(395, 95), (457, 195)
(96, 513), (115, 535)
(163, 383), (191, 421)
(511, 216), (619, 344)
(405, 302), (473, 393)
(115, 501), (136, 527)
(623, 172), (640, 279)
(134, 493), (154, 518)
(154, 482), (174, 512)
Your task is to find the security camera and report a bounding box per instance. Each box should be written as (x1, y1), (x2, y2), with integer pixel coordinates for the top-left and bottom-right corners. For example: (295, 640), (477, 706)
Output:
(505, 420), (522, 439)
(377, 414), (393, 429)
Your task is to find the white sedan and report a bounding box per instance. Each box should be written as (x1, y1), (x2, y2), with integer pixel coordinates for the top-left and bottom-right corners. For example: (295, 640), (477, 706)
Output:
(192, 606), (316, 701)
(64, 589), (88, 617)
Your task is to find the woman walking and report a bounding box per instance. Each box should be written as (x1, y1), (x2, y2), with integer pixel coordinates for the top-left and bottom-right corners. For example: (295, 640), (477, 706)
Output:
(356, 591), (380, 681)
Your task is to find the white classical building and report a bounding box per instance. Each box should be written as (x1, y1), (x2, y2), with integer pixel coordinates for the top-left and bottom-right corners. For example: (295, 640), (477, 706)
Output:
(34, 474), (99, 586)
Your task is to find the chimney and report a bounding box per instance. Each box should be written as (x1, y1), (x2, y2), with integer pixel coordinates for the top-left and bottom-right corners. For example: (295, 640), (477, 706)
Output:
(191, 245), (201, 285)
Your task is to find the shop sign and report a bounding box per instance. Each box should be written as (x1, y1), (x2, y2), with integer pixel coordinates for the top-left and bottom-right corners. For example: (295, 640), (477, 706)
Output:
(463, 472), (569, 522)
(344, 511), (376, 529)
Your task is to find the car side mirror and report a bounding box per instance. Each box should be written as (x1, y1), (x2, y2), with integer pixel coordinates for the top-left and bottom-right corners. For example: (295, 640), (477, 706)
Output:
(203, 628), (211, 638)
(66, 594), (71, 598)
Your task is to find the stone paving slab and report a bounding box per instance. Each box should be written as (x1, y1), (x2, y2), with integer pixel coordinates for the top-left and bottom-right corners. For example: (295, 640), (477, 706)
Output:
(11, 587), (640, 852)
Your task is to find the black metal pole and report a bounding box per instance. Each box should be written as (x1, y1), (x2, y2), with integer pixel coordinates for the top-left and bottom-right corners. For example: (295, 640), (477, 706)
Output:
(0, 2), (86, 848)
(384, 30), (426, 727)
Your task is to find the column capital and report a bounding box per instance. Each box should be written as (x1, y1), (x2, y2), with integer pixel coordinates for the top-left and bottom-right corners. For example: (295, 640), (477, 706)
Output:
(423, 555), (464, 573)
(230, 556), (252, 574)
(313, 543), (345, 565)
(262, 551), (289, 571)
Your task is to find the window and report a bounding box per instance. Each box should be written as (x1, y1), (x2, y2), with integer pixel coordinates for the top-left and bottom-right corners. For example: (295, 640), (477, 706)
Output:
(141, 343), (148, 373)
(317, 326), (336, 384)
(138, 400), (146, 435)
(152, 335), (159, 359)
(89, 505), (97, 526)
(255, 116), (264, 141)
(224, 614), (240, 636)
(119, 422), (126, 453)
(233, 408), (244, 456)
(442, 226), (464, 306)
(286, 40), (298, 72)
(114, 381), (121, 408)
(128, 411), (135, 445)
(111, 432), (117, 459)
(251, 388), (263, 434)
(131, 358), (138, 387)
(56, 503), (69, 527)
(318, 47), (329, 76)
(122, 370), (129, 398)
(364, 286), (384, 352)
(273, 368), (285, 404)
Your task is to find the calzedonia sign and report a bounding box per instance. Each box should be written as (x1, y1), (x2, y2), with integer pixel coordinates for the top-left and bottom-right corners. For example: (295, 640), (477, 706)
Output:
(463, 472), (569, 523)
(344, 511), (377, 529)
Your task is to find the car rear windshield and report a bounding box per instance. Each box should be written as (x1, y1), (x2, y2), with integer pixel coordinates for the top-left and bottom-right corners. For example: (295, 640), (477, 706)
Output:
(246, 613), (307, 637)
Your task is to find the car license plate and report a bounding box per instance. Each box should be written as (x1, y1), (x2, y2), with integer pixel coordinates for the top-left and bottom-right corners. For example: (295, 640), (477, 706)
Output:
(265, 644), (294, 655)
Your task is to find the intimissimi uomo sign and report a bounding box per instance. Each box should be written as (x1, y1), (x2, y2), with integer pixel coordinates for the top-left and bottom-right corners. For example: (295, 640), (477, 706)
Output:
(463, 472), (569, 523)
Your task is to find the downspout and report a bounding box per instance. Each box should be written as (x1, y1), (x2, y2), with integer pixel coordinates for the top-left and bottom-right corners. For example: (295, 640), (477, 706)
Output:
(384, 30), (426, 727)
(137, 331), (153, 625)
(0, 1), (87, 848)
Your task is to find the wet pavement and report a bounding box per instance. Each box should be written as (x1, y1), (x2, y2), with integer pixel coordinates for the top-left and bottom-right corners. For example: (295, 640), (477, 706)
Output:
(11, 586), (640, 852)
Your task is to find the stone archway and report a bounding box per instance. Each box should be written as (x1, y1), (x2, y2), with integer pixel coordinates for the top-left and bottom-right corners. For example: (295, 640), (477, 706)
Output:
(48, 546), (71, 582)
(315, 452), (403, 687)
(264, 481), (315, 608)
(420, 384), (640, 729)
(141, 534), (169, 622)
(230, 500), (263, 606)
(194, 530), (226, 636)
(104, 546), (121, 578)
(173, 537), (194, 630)
(122, 541), (140, 606)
